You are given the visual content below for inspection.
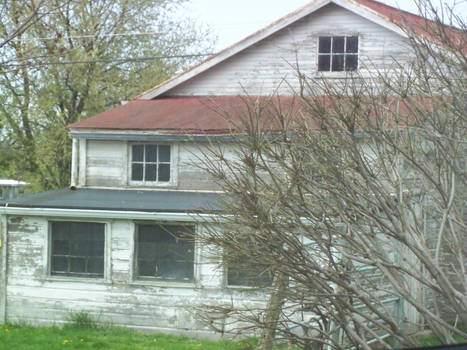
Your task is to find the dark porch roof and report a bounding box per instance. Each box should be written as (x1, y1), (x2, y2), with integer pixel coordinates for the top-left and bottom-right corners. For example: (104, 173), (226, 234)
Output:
(0, 187), (224, 213)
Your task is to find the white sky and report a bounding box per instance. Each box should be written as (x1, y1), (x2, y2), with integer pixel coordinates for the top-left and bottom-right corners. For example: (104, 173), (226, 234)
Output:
(181, 0), (467, 50)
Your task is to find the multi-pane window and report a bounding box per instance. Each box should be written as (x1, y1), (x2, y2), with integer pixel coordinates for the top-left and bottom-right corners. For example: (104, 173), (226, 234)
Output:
(131, 144), (171, 183)
(136, 224), (195, 281)
(50, 221), (105, 278)
(318, 36), (358, 72)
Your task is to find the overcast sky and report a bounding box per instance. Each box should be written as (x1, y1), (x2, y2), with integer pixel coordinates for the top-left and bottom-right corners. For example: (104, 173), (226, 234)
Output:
(181, 0), (467, 50)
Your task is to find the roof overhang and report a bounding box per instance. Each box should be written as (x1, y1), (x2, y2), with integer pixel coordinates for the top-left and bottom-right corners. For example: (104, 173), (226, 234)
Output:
(0, 206), (218, 222)
(69, 129), (240, 142)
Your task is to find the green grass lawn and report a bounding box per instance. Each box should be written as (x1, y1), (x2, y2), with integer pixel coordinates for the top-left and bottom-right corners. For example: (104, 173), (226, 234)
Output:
(0, 323), (260, 350)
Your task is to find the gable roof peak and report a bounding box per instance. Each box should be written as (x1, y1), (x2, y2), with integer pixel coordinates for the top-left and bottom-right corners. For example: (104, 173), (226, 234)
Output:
(135, 0), (441, 100)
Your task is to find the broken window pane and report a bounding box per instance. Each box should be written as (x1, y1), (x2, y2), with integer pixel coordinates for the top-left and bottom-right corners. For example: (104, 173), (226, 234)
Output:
(137, 224), (195, 281)
(50, 222), (105, 278)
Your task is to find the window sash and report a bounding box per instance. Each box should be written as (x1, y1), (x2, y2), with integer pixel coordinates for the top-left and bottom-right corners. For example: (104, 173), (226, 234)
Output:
(318, 36), (358, 72)
(131, 144), (171, 183)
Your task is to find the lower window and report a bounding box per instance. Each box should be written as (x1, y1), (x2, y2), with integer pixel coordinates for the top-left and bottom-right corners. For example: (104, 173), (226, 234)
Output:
(50, 221), (105, 278)
(136, 223), (195, 281)
(227, 255), (273, 287)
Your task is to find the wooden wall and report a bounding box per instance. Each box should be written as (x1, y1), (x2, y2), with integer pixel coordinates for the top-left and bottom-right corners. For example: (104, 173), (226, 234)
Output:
(3, 215), (266, 336)
(166, 3), (411, 96)
(83, 140), (230, 191)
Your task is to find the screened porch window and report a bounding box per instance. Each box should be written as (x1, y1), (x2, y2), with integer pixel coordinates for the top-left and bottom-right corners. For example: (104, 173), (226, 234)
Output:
(136, 223), (195, 281)
(227, 255), (273, 287)
(50, 221), (105, 278)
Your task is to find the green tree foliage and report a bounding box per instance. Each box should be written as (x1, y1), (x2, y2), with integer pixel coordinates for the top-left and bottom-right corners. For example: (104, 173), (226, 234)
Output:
(0, 0), (212, 190)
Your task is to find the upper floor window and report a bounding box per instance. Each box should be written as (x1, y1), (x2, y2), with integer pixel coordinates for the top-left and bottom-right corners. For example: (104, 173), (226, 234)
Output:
(50, 221), (105, 278)
(131, 144), (171, 183)
(318, 36), (358, 72)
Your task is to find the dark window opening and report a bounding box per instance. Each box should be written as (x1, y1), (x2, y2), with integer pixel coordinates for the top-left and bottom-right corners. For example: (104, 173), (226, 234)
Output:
(50, 221), (105, 278)
(136, 224), (195, 281)
(318, 36), (358, 72)
(131, 144), (171, 183)
(227, 255), (273, 287)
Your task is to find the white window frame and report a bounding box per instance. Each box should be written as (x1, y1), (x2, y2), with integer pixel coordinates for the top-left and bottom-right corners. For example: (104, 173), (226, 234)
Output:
(130, 221), (200, 287)
(128, 143), (178, 187)
(317, 35), (359, 73)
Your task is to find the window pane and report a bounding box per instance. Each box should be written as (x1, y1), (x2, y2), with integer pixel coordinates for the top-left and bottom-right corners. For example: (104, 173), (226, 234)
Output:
(319, 36), (331, 53)
(88, 258), (104, 274)
(146, 164), (158, 181)
(70, 257), (86, 273)
(332, 36), (345, 53)
(145, 145), (158, 162)
(345, 55), (358, 71)
(132, 145), (144, 162)
(159, 145), (170, 162)
(52, 256), (68, 273)
(318, 55), (330, 71)
(346, 36), (358, 53)
(52, 239), (68, 255)
(131, 163), (143, 181)
(138, 260), (156, 277)
(158, 164), (170, 182)
(332, 54), (344, 71)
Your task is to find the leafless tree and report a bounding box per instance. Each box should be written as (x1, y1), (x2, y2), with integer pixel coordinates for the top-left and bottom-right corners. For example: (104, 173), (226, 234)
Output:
(195, 1), (466, 349)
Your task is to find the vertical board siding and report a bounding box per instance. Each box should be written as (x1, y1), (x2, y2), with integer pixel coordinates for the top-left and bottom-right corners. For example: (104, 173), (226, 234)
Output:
(5, 216), (267, 335)
(167, 4), (411, 96)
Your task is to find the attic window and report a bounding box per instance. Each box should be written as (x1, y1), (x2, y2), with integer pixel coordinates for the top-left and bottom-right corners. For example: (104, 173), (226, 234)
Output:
(318, 36), (358, 72)
(131, 144), (171, 183)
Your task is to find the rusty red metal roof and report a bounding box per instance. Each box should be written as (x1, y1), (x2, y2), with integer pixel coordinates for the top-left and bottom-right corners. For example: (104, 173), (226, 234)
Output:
(67, 96), (305, 133)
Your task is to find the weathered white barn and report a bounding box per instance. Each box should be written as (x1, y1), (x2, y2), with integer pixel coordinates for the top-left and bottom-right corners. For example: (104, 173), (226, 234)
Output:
(0, 0), (433, 336)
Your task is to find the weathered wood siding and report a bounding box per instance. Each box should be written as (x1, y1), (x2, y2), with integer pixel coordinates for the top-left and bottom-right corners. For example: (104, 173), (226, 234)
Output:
(84, 140), (232, 191)
(4, 216), (265, 336)
(166, 3), (411, 96)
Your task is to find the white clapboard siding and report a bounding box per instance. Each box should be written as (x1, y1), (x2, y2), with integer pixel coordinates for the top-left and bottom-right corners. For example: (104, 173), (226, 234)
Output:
(84, 140), (234, 191)
(5, 216), (267, 334)
(167, 3), (411, 96)
(86, 140), (128, 187)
